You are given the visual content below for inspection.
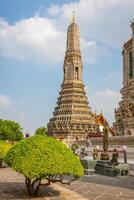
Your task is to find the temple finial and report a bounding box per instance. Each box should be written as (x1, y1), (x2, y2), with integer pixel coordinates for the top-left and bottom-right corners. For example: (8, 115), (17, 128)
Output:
(72, 11), (75, 23)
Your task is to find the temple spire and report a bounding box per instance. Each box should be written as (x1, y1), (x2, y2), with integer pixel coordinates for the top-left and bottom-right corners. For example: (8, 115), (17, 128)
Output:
(47, 16), (99, 140)
(66, 13), (80, 51)
(72, 11), (75, 23)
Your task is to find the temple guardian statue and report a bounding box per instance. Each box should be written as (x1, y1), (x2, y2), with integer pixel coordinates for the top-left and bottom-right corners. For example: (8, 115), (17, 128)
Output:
(47, 14), (99, 140)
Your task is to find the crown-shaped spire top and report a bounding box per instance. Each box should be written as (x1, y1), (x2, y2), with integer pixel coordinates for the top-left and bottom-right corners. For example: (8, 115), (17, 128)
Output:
(72, 11), (75, 23)
(66, 12), (80, 51)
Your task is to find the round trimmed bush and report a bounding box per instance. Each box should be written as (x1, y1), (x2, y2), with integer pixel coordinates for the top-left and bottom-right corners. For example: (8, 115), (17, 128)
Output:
(5, 135), (84, 196)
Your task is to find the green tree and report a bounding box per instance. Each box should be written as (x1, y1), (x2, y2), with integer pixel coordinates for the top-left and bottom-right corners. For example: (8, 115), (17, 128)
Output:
(0, 119), (23, 141)
(5, 135), (84, 196)
(0, 141), (12, 166)
(35, 126), (47, 136)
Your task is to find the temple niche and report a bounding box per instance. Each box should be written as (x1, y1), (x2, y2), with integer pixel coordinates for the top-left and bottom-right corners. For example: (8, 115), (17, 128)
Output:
(47, 14), (99, 140)
(113, 20), (134, 136)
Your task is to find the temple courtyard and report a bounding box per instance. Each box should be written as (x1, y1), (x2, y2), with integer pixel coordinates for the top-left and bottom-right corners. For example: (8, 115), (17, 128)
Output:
(0, 167), (134, 200)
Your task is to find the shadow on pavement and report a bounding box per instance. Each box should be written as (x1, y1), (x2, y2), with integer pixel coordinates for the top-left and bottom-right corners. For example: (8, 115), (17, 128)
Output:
(0, 182), (60, 199)
(80, 174), (134, 189)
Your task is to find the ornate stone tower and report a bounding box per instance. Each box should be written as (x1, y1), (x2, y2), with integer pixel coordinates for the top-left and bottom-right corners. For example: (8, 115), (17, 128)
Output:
(113, 20), (134, 136)
(47, 14), (99, 139)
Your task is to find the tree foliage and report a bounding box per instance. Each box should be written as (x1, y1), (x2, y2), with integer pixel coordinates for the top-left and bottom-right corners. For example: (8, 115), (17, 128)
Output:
(35, 126), (47, 136)
(5, 135), (84, 196)
(0, 141), (12, 167)
(0, 119), (23, 141)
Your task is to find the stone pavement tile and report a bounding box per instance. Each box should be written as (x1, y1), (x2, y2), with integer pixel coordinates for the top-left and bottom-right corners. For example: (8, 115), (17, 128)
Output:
(97, 198), (114, 200)
(83, 191), (102, 200)
(118, 194), (134, 199)
(98, 193), (119, 200)
(74, 187), (92, 196)
(116, 199), (134, 200)
(97, 198), (115, 200)
(60, 174), (134, 200)
(0, 168), (87, 200)
(54, 184), (87, 200)
(81, 174), (134, 189)
(2, 167), (134, 200)
(66, 182), (85, 191)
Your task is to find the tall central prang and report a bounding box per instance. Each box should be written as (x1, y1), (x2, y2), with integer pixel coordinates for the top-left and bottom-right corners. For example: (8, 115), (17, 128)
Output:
(47, 14), (99, 139)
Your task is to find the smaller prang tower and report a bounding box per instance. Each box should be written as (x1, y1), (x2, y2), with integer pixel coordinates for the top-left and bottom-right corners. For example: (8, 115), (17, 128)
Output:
(113, 20), (134, 136)
(47, 14), (99, 139)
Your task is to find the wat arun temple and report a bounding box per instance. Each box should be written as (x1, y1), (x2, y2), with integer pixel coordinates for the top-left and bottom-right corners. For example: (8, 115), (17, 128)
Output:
(113, 20), (134, 136)
(47, 15), (100, 139)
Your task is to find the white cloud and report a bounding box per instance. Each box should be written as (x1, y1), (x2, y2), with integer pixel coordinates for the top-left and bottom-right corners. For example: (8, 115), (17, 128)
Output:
(0, 17), (65, 65)
(0, 16), (113, 66)
(0, 16), (101, 65)
(0, 95), (11, 108)
(0, 0), (133, 65)
(81, 40), (98, 63)
(90, 89), (121, 125)
(47, 4), (61, 16)
(44, 0), (134, 47)
(81, 39), (113, 64)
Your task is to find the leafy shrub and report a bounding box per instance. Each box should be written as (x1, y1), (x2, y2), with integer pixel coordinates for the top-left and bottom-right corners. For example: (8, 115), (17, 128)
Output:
(5, 135), (84, 196)
(35, 126), (47, 137)
(0, 141), (12, 166)
(0, 119), (23, 141)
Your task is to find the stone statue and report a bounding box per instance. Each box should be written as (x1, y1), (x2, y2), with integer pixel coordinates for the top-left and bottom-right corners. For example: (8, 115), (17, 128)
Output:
(103, 126), (108, 151)
(100, 126), (110, 160)
(110, 148), (118, 166)
(93, 146), (99, 160)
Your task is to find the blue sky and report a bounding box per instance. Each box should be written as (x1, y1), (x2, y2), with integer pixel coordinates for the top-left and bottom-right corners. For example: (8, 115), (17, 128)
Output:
(0, 0), (134, 133)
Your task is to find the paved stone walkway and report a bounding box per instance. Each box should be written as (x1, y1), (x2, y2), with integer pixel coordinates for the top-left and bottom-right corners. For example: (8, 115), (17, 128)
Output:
(59, 174), (134, 200)
(1, 167), (134, 200)
(0, 167), (86, 200)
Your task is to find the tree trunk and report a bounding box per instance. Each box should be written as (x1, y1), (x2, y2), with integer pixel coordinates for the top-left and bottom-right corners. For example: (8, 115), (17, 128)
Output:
(32, 179), (41, 195)
(25, 175), (77, 196)
(0, 159), (3, 167)
(25, 178), (33, 196)
(25, 178), (41, 196)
